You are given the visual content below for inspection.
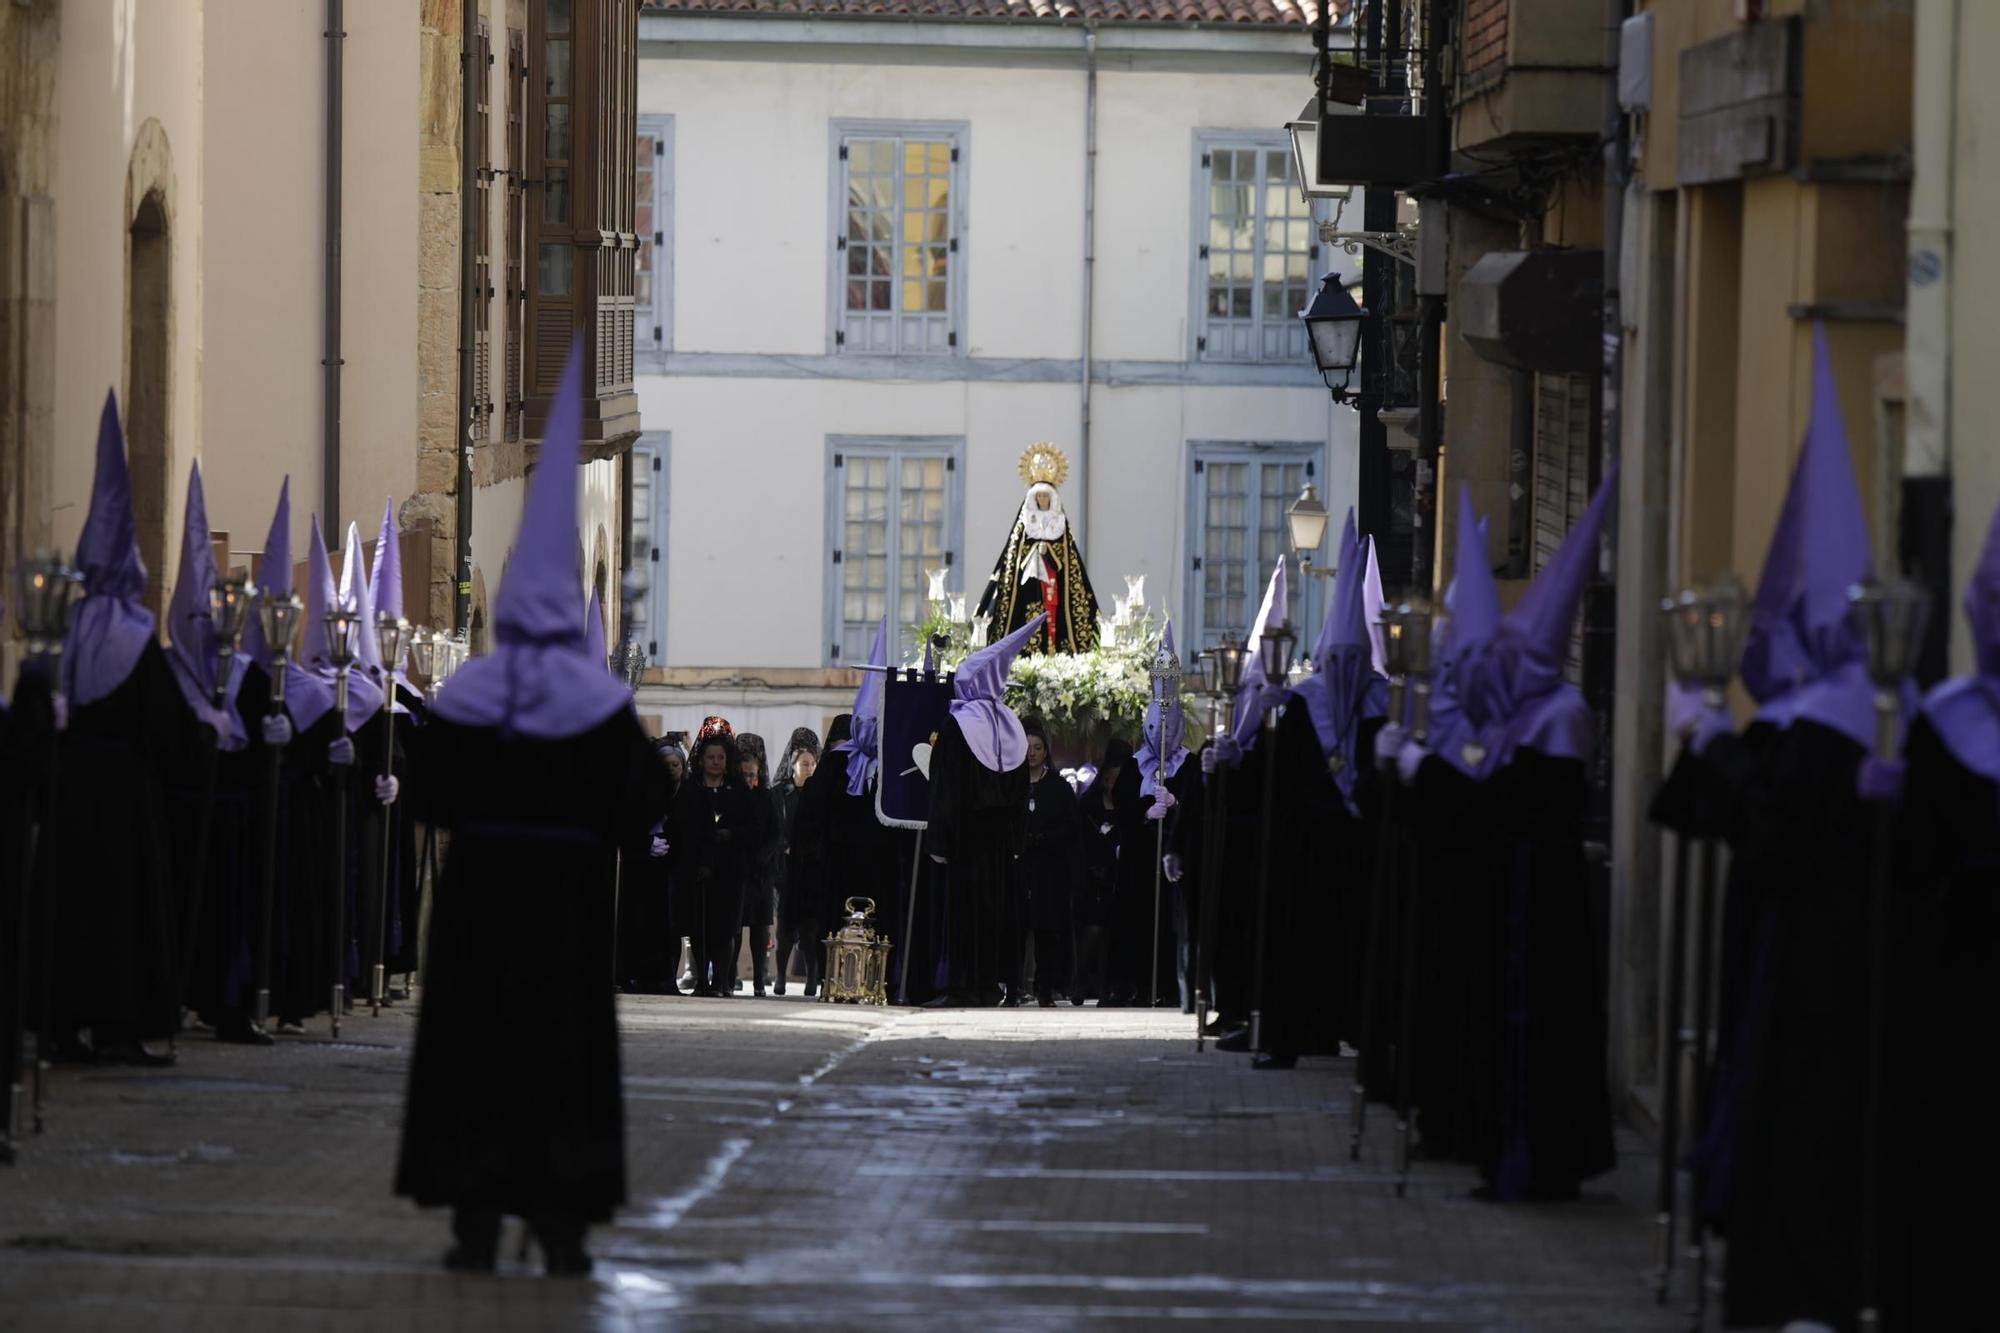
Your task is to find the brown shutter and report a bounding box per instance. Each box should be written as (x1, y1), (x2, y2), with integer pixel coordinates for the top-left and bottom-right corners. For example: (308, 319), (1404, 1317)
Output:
(474, 21), (494, 431)
(505, 30), (525, 441)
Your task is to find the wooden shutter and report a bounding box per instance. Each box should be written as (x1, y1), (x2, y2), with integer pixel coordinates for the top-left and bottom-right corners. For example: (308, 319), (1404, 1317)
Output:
(505, 30), (525, 441)
(474, 21), (494, 430)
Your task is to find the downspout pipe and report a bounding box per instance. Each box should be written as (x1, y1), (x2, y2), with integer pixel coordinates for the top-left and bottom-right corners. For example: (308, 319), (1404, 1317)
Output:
(323, 0), (344, 536)
(1077, 25), (1097, 546)
(1906, 0), (1958, 673)
(455, 0), (478, 631)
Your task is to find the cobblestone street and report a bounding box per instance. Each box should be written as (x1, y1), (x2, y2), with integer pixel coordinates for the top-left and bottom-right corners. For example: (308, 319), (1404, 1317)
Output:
(0, 994), (1682, 1331)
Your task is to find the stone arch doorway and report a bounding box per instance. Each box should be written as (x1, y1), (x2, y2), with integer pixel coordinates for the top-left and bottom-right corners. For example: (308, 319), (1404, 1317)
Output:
(124, 119), (176, 619)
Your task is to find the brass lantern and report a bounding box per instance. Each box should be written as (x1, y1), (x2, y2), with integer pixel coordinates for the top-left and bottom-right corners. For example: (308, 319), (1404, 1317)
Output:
(821, 896), (892, 1006)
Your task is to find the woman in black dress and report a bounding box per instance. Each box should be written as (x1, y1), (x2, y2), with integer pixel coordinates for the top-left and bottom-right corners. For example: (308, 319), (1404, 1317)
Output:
(771, 728), (821, 995)
(668, 731), (759, 997)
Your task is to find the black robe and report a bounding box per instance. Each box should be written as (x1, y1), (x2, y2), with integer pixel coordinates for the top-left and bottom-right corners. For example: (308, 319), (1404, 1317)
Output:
(1408, 747), (1615, 1197)
(1707, 719), (1879, 1327)
(395, 709), (667, 1221)
(1021, 767), (1081, 999)
(182, 665), (270, 1025)
(667, 778), (758, 993)
(271, 708), (345, 1026)
(1073, 774), (1120, 1002)
(44, 641), (187, 1043)
(926, 714), (1027, 1004)
(1106, 761), (1176, 1006)
(2, 666), (56, 1125)
(616, 764), (679, 994)
(1884, 713), (1997, 1328)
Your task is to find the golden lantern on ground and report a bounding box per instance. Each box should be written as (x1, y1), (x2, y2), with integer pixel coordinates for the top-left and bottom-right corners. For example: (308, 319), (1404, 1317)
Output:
(821, 897), (892, 1006)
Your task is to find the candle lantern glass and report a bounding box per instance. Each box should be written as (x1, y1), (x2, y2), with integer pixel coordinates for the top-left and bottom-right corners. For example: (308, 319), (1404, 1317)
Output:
(820, 896), (892, 1006)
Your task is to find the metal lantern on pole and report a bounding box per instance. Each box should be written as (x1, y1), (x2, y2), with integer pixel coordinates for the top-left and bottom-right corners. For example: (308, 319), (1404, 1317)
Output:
(323, 601), (362, 1037)
(1349, 597), (1411, 1159)
(1848, 576), (1931, 1333)
(1286, 483), (1334, 581)
(1147, 640), (1184, 1009)
(7, 553), (82, 1155)
(408, 628), (439, 702)
(1246, 625), (1296, 1054)
(207, 577), (256, 705)
(368, 611), (410, 1016)
(249, 588), (303, 1034)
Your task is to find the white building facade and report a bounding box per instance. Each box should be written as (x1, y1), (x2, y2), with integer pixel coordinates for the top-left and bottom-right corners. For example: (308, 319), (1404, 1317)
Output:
(632, 2), (1360, 742)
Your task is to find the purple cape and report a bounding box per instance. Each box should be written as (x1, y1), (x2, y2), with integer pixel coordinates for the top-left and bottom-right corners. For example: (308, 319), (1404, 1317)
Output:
(433, 340), (632, 740)
(64, 391), (157, 706)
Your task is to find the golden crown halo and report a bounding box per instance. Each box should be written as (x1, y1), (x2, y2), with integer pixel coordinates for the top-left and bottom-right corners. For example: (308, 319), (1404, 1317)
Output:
(1018, 443), (1070, 488)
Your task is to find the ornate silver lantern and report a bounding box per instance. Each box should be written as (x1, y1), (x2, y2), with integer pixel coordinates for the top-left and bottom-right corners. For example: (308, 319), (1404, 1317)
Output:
(821, 896), (892, 1006)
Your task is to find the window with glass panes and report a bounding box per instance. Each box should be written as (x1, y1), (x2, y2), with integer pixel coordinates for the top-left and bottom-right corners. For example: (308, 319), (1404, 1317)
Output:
(628, 434), (669, 663)
(835, 129), (961, 356)
(1196, 140), (1317, 363)
(1187, 444), (1324, 654)
(828, 441), (961, 664)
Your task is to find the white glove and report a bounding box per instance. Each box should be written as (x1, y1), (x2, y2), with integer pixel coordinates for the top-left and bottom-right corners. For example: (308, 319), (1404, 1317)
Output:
(1164, 853), (1184, 884)
(52, 694), (69, 732)
(1374, 724), (1407, 774)
(1396, 740), (1428, 786)
(649, 835), (670, 859)
(327, 737), (355, 767)
(930, 853), (948, 865)
(1145, 789), (1177, 821)
(1204, 735), (1243, 774)
(261, 714), (294, 747)
(374, 775), (400, 806)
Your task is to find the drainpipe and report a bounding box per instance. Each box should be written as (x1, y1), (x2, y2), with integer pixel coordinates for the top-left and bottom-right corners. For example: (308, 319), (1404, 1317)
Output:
(1076, 25), (1098, 544)
(455, 0), (478, 631)
(1906, 0), (1958, 671)
(322, 0), (345, 535)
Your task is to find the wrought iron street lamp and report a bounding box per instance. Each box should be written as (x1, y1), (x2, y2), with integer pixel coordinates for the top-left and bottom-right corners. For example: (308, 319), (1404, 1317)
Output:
(1300, 272), (1367, 400)
(1285, 98), (1356, 205)
(1285, 482), (1335, 582)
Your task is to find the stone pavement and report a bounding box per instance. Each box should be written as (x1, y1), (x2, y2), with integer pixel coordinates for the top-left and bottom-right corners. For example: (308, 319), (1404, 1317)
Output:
(1, 994), (1687, 1331)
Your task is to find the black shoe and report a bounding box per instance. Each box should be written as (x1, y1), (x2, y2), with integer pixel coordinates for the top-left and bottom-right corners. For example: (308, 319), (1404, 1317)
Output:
(1214, 1026), (1251, 1053)
(1251, 1052), (1298, 1071)
(443, 1210), (499, 1274)
(1037, 995), (1054, 1008)
(217, 1017), (275, 1047)
(531, 1219), (593, 1278)
(774, 980), (787, 996)
(97, 1040), (176, 1068)
(754, 985), (767, 998)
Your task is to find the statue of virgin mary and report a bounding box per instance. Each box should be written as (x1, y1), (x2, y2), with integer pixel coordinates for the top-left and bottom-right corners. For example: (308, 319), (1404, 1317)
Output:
(975, 444), (1101, 655)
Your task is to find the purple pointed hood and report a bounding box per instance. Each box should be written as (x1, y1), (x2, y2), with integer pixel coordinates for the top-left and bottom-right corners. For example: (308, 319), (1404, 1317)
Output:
(949, 611), (1042, 772)
(164, 461), (248, 750)
(1750, 327), (1875, 747)
(1921, 497), (2000, 782)
(1428, 490), (1506, 777)
(1294, 510), (1389, 805)
(366, 497), (415, 700)
(585, 585), (610, 672)
(1230, 554), (1292, 751)
(433, 341), (632, 740)
(294, 515), (382, 732)
(64, 391), (157, 705)
(241, 478), (291, 665)
(1134, 619), (1191, 797)
(1459, 461), (1620, 773)
(341, 521), (386, 692)
(842, 619), (888, 796)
